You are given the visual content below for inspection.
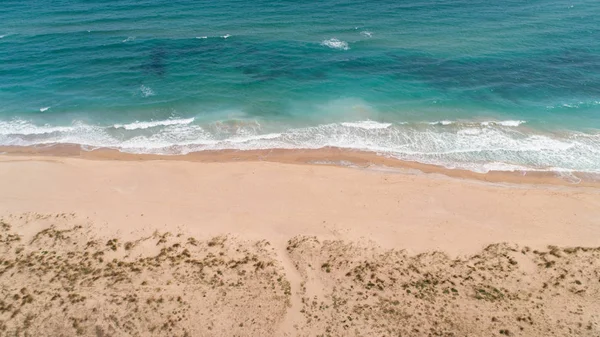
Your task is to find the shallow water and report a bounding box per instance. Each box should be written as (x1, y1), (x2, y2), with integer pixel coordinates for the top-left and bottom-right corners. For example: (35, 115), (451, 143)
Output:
(1, 0), (599, 172)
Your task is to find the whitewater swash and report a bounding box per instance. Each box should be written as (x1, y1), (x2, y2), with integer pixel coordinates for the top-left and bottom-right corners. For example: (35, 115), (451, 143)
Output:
(0, 117), (598, 174)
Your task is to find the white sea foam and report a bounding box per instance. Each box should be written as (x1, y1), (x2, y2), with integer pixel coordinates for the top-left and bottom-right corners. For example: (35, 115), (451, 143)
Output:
(139, 85), (155, 97)
(457, 128), (481, 135)
(0, 120), (75, 135)
(321, 38), (349, 50)
(0, 117), (598, 174)
(0, 35), (5, 39)
(196, 36), (208, 39)
(122, 36), (136, 43)
(341, 121), (392, 129)
(40, 107), (50, 112)
(225, 133), (283, 144)
(481, 120), (526, 127)
(428, 120), (454, 126)
(360, 31), (372, 38)
(547, 100), (600, 109)
(113, 118), (195, 130)
(427, 120), (525, 127)
(222, 34), (231, 39)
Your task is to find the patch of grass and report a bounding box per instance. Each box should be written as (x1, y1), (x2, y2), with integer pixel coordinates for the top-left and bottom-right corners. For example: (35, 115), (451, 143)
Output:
(0, 221), (10, 231)
(474, 287), (504, 301)
(106, 239), (118, 251)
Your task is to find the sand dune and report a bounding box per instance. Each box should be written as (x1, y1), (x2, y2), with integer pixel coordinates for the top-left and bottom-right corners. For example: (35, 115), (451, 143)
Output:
(0, 214), (599, 336)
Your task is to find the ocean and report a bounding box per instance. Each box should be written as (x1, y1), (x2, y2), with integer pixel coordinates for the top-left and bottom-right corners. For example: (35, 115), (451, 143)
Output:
(1, 0), (599, 173)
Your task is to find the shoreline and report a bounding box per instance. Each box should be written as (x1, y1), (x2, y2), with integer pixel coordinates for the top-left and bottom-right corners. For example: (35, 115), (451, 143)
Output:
(2, 144), (600, 187)
(1, 152), (599, 256)
(1, 149), (599, 335)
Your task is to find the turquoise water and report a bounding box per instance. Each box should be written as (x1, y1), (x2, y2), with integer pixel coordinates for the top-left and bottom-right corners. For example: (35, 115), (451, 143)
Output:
(1, 0), (599, 172)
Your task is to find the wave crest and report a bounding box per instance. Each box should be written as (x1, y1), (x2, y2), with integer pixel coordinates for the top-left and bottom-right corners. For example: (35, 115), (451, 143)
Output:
(481, 120), (525, 127)
(113, 118), (195, 130)
(428, 120), (525, 127)
(0, 120), (75, 136)
(321, 38), (349, 50)
(341, 121), (391, 129)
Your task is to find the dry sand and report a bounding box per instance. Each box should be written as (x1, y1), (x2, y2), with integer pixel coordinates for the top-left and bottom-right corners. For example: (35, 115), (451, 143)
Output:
(0, 152), (599, 336)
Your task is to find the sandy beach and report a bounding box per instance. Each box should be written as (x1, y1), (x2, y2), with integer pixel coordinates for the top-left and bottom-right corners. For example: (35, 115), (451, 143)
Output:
(1, 150), (599, 336)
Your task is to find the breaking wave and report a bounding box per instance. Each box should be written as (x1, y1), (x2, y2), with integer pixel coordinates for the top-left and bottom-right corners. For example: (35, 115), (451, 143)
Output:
(0, 118), (598, 173)
(113, 118), (195, 130)
(321, 38), (349, 50)
(428, 120), (525, 127)
(341, 121), (391, 129)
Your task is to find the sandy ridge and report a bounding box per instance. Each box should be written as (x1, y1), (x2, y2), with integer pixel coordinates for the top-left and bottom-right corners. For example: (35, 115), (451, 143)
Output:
(0, 214), (598, 336)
